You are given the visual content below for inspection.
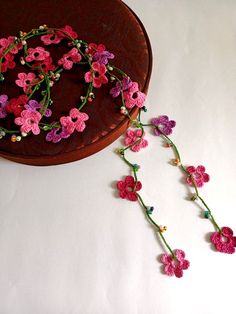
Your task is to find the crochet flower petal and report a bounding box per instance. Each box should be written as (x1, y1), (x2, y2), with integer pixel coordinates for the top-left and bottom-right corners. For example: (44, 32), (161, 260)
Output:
(127, 192), (138, 201)
(174, 267), (184, 278)
(160, 254), (173, 264)
(222, 227), (233, 237)
(164, 264), (175, 276)
(196, 165), (206, 173)
(175, 249), (185, 261)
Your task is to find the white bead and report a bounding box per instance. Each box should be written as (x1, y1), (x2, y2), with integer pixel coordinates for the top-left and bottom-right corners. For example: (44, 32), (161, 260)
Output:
(21, 132), (27, 137)
(21, 40), (27, 45)
(16, 136), (22, 142)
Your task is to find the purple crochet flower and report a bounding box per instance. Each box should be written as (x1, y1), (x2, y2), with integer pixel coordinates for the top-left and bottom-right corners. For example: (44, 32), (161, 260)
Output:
(24, 99), (52, 117)
(0, 94), (8, 118)
(93, 50), (114, 65)
(151, 115), (176, 136)
(110, 77), (133, 98)
(46, 127), (70, 143)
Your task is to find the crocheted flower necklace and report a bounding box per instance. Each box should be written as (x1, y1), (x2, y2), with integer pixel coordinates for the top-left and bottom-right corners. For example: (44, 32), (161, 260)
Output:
(0, 25), (235, 278)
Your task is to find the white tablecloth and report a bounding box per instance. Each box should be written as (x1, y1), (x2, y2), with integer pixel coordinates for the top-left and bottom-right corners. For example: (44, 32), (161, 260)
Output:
(0, 0), (235, 313)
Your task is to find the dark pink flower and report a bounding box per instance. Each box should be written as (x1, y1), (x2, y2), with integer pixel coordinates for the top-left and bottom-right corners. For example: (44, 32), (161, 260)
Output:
(110, 77), (133, 98)
(85, 43), (106, 56)
(211, 227), (236, 254)
(32, 57), (55, 73)
(46, 127), (70, 143)
(15, 72), (38, 93)
(117, 175), (142, 201)
(123, 82), (146, 109)
(58, 48), (81, 70)
(58, 25), (78, 40)
(0, 36), (22, 55)
(60, 108), (89, 135)
(186, 165), (210, 188)
(160, 249), (190, 278)
(124, 129), (148, 152)
(0, 53), (15, 72)
(25, 46), (50, 62)
(84, 62), (108, 88)
(15, 109), (42, 135)
(151, 115), (176, 136)
(0, 94), (8, 118)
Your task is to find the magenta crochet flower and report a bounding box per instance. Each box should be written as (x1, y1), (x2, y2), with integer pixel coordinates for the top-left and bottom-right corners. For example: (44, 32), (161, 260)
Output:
(186, 165), (210, 188)
(41, 32), (62, 45)
(25, 46), (50, 62)
(85, 43), (106, 56)
(0, 53), (15, 72)
(93, 50), (114, 65)
(117, 175), (142, 202)
(110, 77), (133, 98)
(151, 115), (176, 136)
(46, 127), (70, 143)
(58, 25), (78, 40)
(123, 82), (146, 109)
(124, 129), (148, 152)
(60, 108), (89, 135)
(84, 62), (108, 88)
(15, 72), (38, 93)
(58, 48), (82, 70)
(160, 249), (190, 278)
(0, 94), (8, 118)
(24, 99), (52, 117)
(211, 227), (236, 254)
(14, 109), (42, 135)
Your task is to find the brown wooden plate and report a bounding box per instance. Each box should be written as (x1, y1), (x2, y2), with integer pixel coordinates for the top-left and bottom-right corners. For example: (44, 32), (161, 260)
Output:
(0, 0), (152, 166)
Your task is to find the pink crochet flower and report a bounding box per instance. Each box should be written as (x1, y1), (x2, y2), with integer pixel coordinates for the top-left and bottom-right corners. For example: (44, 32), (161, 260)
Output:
(60, 108), (89, 135)
(160, 249), (190, 278)
(25, 46), (50, 62)
(0, 36), (22, 55)
(123, 82), (146, 109)
(14, 109), (42, 135)
(186, 165), (210, 188)
(41, 32), (62, 45)
(84, 62), (108, 88)
(15, 72), (38, 93)
(211, 227), (236, 254)
(58, 48), (82, 70)
(117, 175), (142, 202)
(0, 53), (15, 72)
(124, 129), (148, 152)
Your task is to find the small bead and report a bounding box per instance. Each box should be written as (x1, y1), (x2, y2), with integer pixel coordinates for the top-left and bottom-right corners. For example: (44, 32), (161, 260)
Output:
(21, 40), (27, 45)
(39, 25), (45, 30)
(43, 125), (50, 131)
(142, 106), (147, 112)
(146, 206), (154, 215)
(21, 132), (28, 137)
(165, 142), (172, 148)
(49, 81), (54, 87)
(116, 148), (124, 155)
(0, 131), (6, 137)
(110, 76), (116, 81)
(133, 164), (140, 171)
(190, 194), (198, 201)
(11, 135), (17, 142)
(88, 97), (93, 102)
(20, 57), (25, 65)
(204, 211), (210, 219)
(0, 74), (5, 82)
(89, 92), (95, 98)
(172, 158), (181, 166)
(107, 66), (113, 71)
(76, 43), (81, 49)
(80, 96), (85, 101)
(16, 136), (22, 142)
(39, 74), (44, 80)
(159, 225), (167, 233)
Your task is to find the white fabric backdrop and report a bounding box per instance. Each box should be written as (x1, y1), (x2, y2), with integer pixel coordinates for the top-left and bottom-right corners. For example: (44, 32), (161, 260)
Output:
(0, 0), (236, 313)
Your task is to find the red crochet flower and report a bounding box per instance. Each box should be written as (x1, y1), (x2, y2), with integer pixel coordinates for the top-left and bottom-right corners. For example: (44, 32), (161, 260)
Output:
(186, 165), (210, 188)
(32, 56), (55, 73)
(58, 48), (82, 70)
(41, 32), (62, 45)
(58, 25), (78, 40)
(15, 109), (42, 135)
(25, 46), (50, 62)
(0, 53), (15, 72)
(123, 82), (146, 109)
(84, 62), (108, 88)
(6, 95), (28, 117)
(60, 108), (89, 135)
(15, 72), (38, 93)
(160, 249), (190, 278)
(211, 227), (236, 254)
(85, 43), (106, 56)
(124, 129), (148, 152)
(117, 175), (142, 201)
(0, 36), (22, 55)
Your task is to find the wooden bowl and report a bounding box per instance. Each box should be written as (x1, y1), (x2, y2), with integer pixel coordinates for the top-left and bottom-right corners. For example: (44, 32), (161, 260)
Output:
(0, 0), (152, 166)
